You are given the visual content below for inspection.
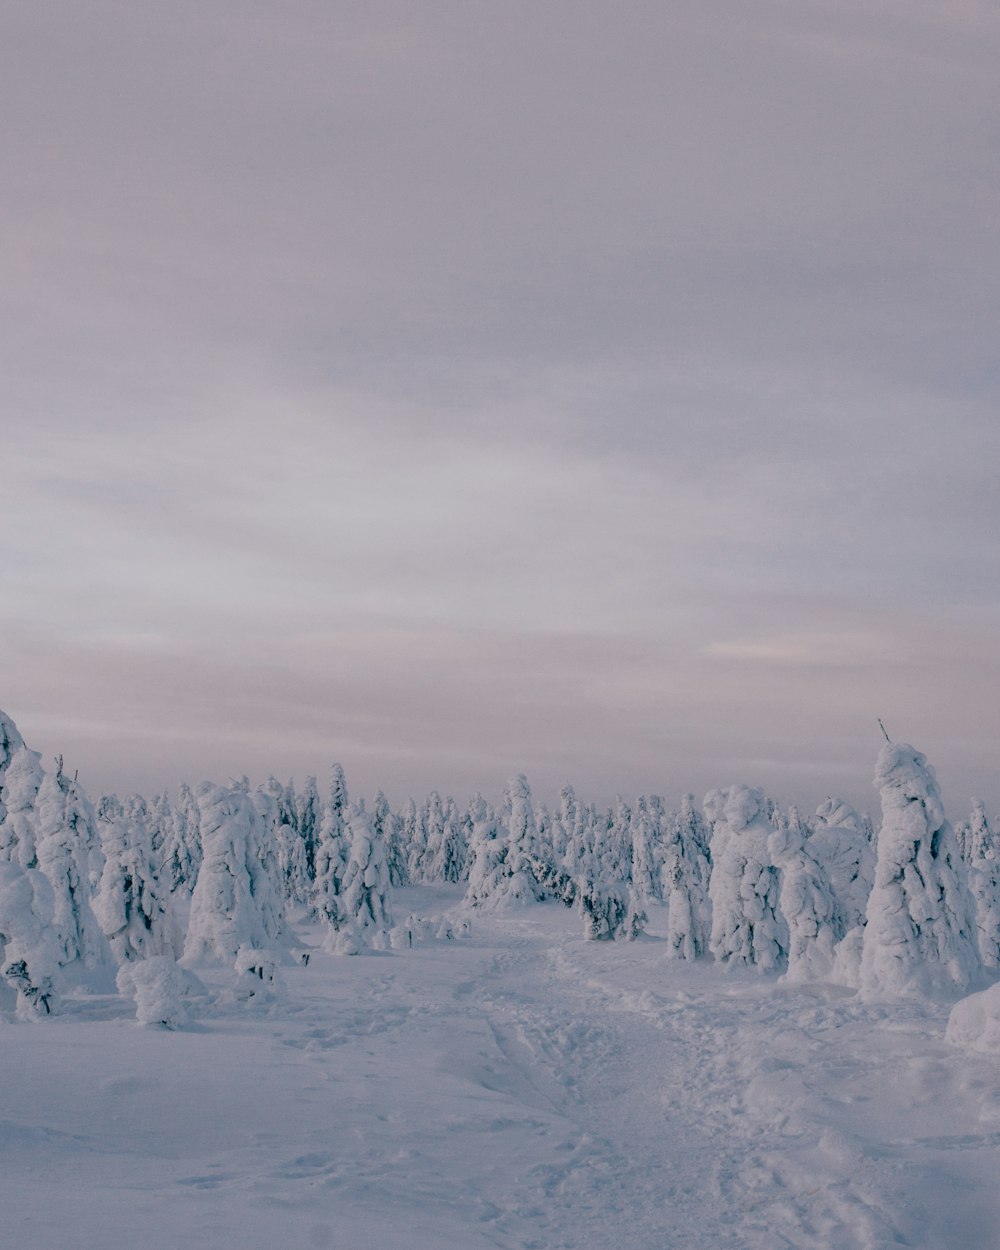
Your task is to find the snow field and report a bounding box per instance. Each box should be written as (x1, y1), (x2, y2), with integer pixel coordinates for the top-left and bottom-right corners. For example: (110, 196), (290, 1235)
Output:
(4, 887), (998, 1250)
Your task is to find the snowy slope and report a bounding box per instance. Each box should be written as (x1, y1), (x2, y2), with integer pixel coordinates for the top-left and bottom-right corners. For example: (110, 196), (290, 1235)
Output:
(3, 887), (998, 1250)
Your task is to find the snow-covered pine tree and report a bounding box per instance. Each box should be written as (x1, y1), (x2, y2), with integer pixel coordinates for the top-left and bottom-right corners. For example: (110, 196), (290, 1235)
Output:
(265, 778), (309, 904)
(328, 802), (393, 950)
(159, 782), (202, 897)
(421, 791), (448, 883)
(551, 785), (577, 863)
(0, 859), (59, 1017)
(34, 760), (113, 982)
(858, 742), (980, 999)
(296, 776), (322, 884)
(661, 794), (712, 961)
(377, 792), (408, 888)
(498, 774), (545, 906)
(94, 795), (173, 964)
(399, 798), (421, 886)
(963, 800), (1000, 968)
(463, 795), (507, 908)
(0, 710), (26, 829)
(629, 796), (662, 902)
(313, 764), (349, 929)
(769, 807), (838, 983)
(182, 781), (285, 967)
(579, 879), (629, 940)
(706, 785), (787, 972)
(809, 797), (875, 937)
(0, 745), (45, 869)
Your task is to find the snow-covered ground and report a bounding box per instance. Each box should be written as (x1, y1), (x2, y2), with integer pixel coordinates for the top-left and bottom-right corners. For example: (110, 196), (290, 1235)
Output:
(4, 887), (999, 1250)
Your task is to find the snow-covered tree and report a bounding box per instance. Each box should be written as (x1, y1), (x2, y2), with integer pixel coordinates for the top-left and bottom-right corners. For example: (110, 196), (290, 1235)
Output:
(629, 797), (662, 902)
(159, 783), (202, 897)
(859, 742), (980, 999)
(497, 775), (545, 906)
(296, 776), (322, 884)
(117, 955), (191, 1029)
(963, 800), (1000, 968)
(463, 796), (507, 908)
(94, 795), (173, 964)
(706, 785), (786, 972)
(661, 795), (712, 961)
(770, 807), (838, 983)
(313, 764), (349, 928)
(809, 797), (875, 937)
(0, 745), (45, 868)
(0, 860), (59, 1017)
(0, 710), (26, 828)
(34, 761), (112, 981)
(425, 794), (467, 884)
(579, 879), (629, 940)
(328, 803), (393, 948)
(182, 781), (285, 967)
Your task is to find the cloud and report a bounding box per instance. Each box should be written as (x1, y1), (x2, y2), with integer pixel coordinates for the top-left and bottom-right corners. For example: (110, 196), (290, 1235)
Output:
(1, 2), (999, 814)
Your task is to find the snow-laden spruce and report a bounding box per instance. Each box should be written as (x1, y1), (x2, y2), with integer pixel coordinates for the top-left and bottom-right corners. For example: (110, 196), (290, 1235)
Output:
(313, 764), (349, 928)
(324, 802), (393, 951)
(809, 797), (875, 937)
(0, 744), (45, 869)
(117, 955), (192, 1029)
(858, 742), (980, 999)
(706, 785), (786, 972)
(960, 800), (1000, 967)
(0, 711), (26, 823)
(661, 795), (711, 960)
(182, 781), (285, 967)
(34, 761), (114, 983)
(770, 808), (838, 983)
(0, 859), (60, 1017)
(94, 795), (174, 964)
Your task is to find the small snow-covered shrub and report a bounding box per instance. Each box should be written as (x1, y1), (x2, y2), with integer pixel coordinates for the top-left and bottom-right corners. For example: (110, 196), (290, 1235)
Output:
(388, 913), (470, 949)
(117, 956), (190, 1029)
(579, 881), (628, 941)
(945, 982), (1000, 1054)
(234, 945), (286, 1000)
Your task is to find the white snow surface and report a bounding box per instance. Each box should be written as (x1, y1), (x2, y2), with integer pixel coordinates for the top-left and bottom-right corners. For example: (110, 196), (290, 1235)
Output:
(3, 887), (999, 1250)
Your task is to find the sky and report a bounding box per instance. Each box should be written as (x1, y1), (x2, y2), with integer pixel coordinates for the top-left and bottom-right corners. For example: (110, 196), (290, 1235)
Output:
(2, 1), (999, 817)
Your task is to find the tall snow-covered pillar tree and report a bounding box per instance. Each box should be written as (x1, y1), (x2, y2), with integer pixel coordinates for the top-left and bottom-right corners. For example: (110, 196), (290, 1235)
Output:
(858, 741), (979, 999)
(313, 764), (349, 928)
(661, 794), (711, 961)
(182, 781), (285, 967)
(327, 802), (393, 951)
(34, 759), (113, 983)
(964, 800), (1000, 967)
(706, 784), (786, 973)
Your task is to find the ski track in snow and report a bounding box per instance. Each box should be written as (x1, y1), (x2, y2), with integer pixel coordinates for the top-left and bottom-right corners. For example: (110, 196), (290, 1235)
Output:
(3, 887), (1000, 1250)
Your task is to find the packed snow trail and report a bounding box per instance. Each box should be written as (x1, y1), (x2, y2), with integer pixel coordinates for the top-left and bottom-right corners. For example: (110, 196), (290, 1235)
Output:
(3, 888), (999, 1249)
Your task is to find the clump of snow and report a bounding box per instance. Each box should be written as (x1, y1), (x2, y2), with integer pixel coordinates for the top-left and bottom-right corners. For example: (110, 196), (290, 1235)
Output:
(945, 980), (1000, 1054)
(117, 956), (191, 1029)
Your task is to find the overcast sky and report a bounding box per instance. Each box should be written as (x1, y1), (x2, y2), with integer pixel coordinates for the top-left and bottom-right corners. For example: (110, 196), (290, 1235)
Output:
(3, 1), (999, 817)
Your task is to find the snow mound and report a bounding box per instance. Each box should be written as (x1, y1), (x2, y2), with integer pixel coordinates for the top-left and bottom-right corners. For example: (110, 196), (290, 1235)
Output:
(945, 980), (1000, 1054)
